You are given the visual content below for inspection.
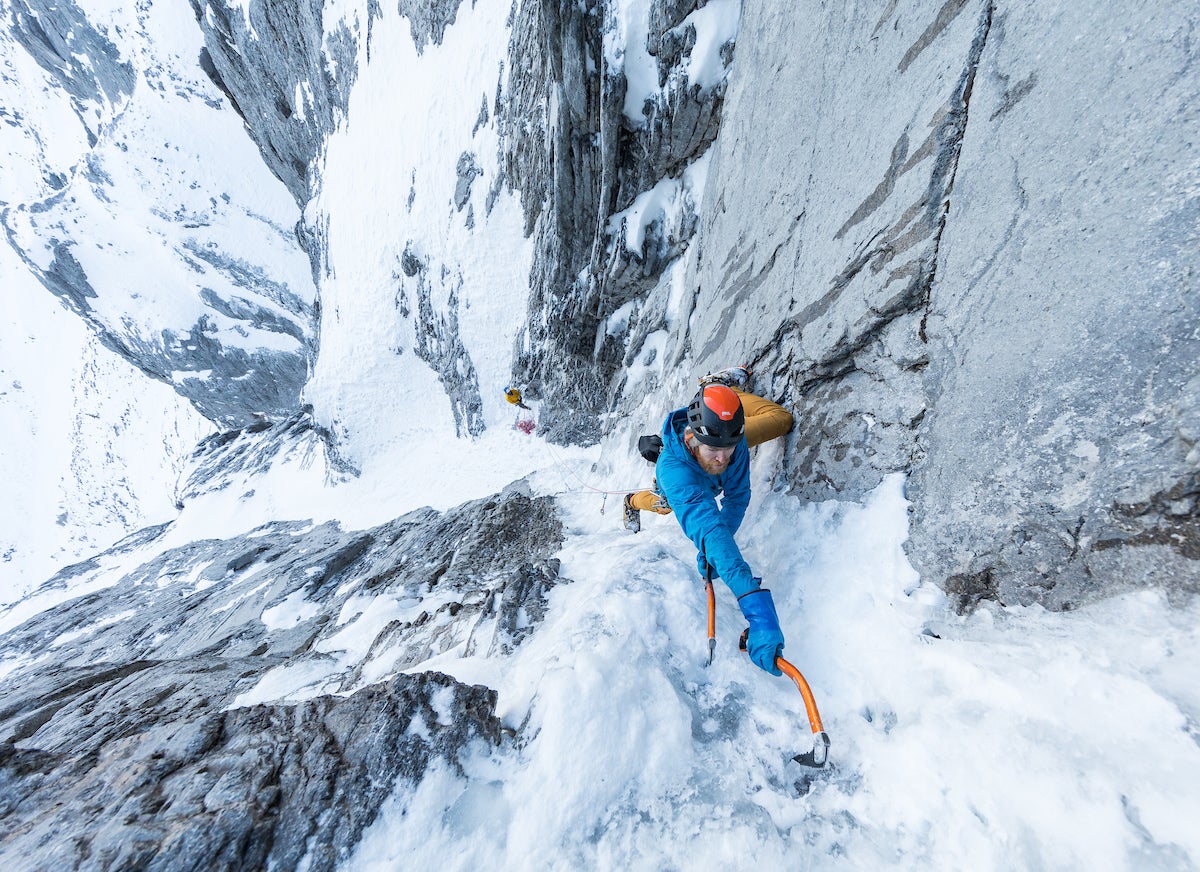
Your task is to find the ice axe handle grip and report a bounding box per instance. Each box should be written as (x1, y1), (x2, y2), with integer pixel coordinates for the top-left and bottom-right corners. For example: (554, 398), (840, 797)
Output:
(739, 630), (826, 736)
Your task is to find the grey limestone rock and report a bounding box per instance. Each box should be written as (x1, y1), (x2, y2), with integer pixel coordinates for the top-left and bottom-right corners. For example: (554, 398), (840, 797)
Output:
(502, 0), (733, 442)
(6, 226), (315, 428)
(0, 481), (563, 866)
(179, 406), (356, 504)
(396, 245), (487, 438)
(396, 0), (468, 52)
(192, 0), (358, 206)
(619, 0), (1200, 608)
(454, 151), (483, 211)
(193, 0), (466, 206)
(0, 671), (495, 872)
(903, 1), (1200, 609)
(5, 0), (135, 138)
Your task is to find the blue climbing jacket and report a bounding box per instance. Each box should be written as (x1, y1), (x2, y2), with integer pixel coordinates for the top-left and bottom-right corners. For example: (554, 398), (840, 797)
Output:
(654, 408), (757, 598)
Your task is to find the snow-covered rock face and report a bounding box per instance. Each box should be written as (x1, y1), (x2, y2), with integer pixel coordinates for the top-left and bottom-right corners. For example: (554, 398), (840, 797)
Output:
(191, 0), (360, 206)
(619, 0), (1200, 609)
(1, 0), (317, 429)
(5, 0), (1193, 610)
(3, 0), (1200, 865)
(504, 0), (736, 441)
(0, 481), (560, 866)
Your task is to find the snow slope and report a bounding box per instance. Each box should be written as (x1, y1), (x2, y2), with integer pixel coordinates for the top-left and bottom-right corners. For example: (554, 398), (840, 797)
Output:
(8, 380), (1193, 868)
(350, 467), (1200, 870)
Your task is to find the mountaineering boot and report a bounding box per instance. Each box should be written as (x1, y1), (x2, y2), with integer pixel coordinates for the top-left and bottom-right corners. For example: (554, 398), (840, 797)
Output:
(622, 494), (641, 533)
(699, 365), (752, 391)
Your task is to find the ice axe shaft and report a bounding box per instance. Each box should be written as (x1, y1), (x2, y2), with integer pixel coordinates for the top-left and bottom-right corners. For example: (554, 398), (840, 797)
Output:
(776, 655), (830, 767)
(739, 629), (831, 768)
(699, 558), (830, 767)
(777, 657), (824, 734)
(702, 560), (716, 665)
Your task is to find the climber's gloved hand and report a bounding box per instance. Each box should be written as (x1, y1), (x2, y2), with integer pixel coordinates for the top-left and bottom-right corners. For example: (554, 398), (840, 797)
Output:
(737, 585), (784, 676)
(696, 553), (718, 580)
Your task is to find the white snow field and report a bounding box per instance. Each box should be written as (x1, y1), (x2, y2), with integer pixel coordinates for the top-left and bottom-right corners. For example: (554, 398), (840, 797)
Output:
(345, 455), (1200, 871)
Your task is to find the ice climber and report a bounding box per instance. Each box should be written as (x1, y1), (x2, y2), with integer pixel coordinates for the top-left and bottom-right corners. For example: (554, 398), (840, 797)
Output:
(624, 366), (794, 674)
(504, 386), (531, 410)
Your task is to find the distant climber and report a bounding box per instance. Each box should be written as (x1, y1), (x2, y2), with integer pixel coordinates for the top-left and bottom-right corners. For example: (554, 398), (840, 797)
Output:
(504, 386), (531, 410)
(624, 365), (794, 674)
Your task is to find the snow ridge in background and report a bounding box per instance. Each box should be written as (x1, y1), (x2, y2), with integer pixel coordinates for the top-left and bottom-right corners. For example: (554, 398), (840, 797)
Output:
(0, 241), (210, 604)
(2, 0), (315, 427)
(0, 0), (304, 598)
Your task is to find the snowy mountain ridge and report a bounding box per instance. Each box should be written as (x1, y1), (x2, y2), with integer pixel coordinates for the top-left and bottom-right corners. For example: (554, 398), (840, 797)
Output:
(1, 0), (1199, 868)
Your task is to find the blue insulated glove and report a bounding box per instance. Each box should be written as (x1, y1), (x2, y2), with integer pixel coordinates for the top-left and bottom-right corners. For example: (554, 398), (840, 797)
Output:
(697, 553), (717, 580)
(738, 587), (784, 676)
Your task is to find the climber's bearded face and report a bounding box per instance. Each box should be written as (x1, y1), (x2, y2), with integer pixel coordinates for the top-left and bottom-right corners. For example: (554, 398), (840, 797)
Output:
(687, 433), (735, 474)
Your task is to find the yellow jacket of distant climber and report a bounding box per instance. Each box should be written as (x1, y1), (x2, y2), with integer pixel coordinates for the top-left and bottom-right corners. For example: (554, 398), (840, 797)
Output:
(505, 387), (530, 409)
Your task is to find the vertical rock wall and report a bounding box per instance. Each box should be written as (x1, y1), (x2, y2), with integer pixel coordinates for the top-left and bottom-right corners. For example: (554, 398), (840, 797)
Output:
(909, 2), (1200, 608)
(646, 0), (1199, 608)
(503, 0), (732, 441)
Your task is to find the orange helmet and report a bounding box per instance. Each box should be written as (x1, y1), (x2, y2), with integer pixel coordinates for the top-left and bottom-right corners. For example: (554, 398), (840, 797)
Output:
(687, 384), (745, 447)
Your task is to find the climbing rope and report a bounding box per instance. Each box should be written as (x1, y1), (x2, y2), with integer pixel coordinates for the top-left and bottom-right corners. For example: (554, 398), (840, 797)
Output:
(541, 439), (652, 498)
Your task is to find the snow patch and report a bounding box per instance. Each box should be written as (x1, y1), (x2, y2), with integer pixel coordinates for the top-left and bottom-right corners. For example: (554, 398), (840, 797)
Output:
(261, 589), (322, 630)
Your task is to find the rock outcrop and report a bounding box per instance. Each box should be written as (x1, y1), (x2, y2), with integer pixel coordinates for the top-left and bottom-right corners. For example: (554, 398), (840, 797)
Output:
(190, 0), (359, 207)
(0, 672), (495, 871)
(398, 246), (486, 438)
(0, 481), (563, 866)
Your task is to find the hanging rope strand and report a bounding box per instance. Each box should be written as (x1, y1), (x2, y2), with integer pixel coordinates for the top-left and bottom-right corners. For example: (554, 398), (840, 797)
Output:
(541, 440), (651, 495)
